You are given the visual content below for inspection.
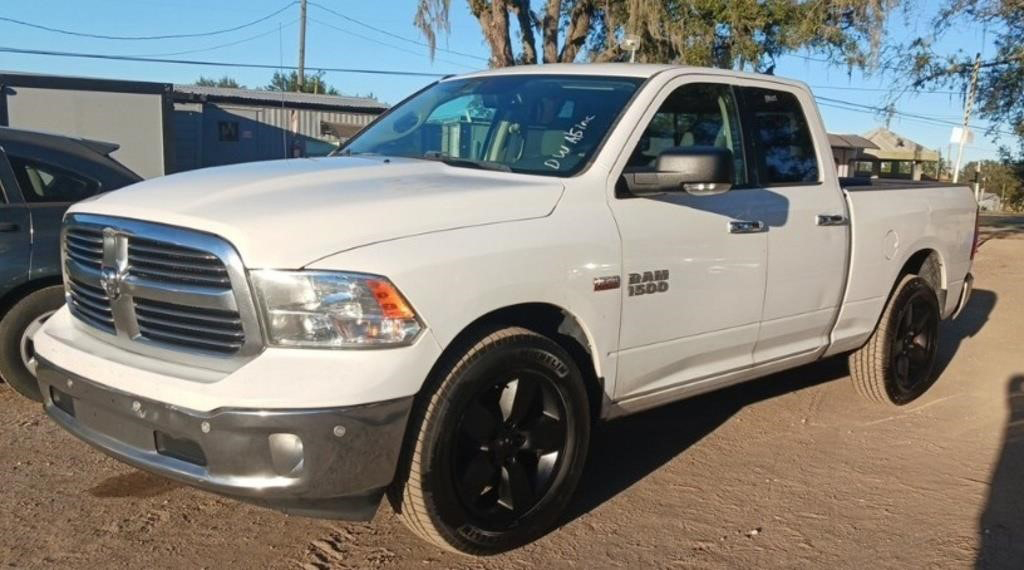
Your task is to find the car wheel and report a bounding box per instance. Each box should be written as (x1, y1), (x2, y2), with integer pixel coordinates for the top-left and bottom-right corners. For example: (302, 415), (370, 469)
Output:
(849, 275), (941, 406)
(0, 285), (65, 401)
(392, 326), (591, 555)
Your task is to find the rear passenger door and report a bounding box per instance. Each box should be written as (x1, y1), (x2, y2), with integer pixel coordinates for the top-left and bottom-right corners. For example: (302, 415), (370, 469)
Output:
(0, 153), (31, 295)
(4, 147), (105, 282)
(737, 86), (849, 363)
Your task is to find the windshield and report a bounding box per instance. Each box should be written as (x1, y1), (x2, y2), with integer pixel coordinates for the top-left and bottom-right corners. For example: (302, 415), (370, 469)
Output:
(339, 75), (644, 176)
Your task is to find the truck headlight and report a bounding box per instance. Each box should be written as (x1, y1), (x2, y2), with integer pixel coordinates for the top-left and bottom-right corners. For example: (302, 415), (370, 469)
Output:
(250, 270), (422, 348)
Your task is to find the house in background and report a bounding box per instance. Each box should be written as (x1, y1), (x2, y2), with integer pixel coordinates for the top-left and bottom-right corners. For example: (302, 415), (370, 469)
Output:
(858, 127), (941, 181)
(978, 191), (1002, 211)
(828, 133), (879, 177)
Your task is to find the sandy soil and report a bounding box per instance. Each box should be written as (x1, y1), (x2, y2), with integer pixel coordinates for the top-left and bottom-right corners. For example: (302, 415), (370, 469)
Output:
(2, 228), (1022, 569)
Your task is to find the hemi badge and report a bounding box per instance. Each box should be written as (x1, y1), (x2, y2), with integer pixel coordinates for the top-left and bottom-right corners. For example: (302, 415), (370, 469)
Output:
(593, 276), (621, 292)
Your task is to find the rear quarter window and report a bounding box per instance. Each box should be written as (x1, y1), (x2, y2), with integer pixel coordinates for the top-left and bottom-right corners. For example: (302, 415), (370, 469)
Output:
(7, 155), (101, 204)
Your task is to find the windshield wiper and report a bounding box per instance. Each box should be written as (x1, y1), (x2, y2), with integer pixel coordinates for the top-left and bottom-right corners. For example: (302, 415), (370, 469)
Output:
(422, 151), (512, 172)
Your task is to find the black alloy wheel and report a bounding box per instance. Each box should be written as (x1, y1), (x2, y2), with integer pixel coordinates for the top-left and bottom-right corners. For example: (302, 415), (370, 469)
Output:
(849, 275), (942, 406)
(393, 326), (590, 555)
(452, 371), (568, 528)
(888, 288), (939, 403)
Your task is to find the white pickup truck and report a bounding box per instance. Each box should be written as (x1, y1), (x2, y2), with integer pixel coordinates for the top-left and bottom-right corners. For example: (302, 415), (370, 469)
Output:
(34, 64), (977, 554)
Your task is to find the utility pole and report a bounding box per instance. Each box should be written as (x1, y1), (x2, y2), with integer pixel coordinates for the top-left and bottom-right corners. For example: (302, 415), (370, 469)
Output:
(947, 143), (953, 181)
(975, 162), (983, 203)
(297, 0), (307, 92)
(953, 53), (982, 184)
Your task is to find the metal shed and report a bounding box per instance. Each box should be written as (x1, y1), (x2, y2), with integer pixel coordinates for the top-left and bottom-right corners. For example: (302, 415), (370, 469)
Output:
(0, 72), (174, 179)
(171, 85), (387, 171)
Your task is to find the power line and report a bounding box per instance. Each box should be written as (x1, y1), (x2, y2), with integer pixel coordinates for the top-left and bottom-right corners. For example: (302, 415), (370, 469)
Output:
(816, 92), (1003, 125)
(0, 40), (1013, 137)
(0, 2), (297, 41)
(810, 84), (962, 95)
(133, 20), (299, 58)
(0, 46), (449, 77)
(817, 100), (965, 130)
(309, 17), (476, 70)
(816, 96), (1016, 138)
(308, 2), (489, 62)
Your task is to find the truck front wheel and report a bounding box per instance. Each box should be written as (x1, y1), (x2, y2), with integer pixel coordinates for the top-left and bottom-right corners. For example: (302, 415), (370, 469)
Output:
(849, 275), (941, 406)
(392, 326), (591, 555)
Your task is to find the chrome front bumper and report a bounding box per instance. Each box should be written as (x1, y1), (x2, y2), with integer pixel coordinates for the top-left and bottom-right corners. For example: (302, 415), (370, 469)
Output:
(37, 358), (413, 521)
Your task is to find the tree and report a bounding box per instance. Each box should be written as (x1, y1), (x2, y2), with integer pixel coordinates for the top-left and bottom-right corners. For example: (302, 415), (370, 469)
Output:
(414, 0), (897, 72)
(195, 76), (245, 88)
(265, 70), (340, 95)
(961, 158), (1024, 211)
(897, 0), (1024, 152)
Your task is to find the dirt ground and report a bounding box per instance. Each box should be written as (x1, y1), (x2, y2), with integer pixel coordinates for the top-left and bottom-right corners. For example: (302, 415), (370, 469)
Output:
(2, 223), (1023, 569)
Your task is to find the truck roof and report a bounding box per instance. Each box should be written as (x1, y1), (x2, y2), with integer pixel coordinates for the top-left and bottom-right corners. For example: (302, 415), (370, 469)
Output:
(452, 63), (811, 91)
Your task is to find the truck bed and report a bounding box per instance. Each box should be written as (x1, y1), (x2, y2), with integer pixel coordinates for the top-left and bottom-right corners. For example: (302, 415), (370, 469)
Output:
(840, 177), (972, 191)
(826, 179), (976, 356)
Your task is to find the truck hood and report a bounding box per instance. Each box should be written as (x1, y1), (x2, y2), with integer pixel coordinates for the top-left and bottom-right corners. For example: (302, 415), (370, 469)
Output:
(70, 156), (565, 268)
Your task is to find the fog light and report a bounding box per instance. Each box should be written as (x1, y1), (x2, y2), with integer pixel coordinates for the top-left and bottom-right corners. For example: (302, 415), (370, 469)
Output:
(268, 433), (304, 477)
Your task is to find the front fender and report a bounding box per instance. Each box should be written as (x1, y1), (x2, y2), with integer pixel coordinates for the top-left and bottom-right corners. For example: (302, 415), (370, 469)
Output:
(307, 207), (622, 398)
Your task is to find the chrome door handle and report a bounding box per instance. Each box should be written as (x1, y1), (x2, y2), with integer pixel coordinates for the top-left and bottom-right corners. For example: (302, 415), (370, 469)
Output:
(816, 214), (848, 226)
(729, 220), (766, 234)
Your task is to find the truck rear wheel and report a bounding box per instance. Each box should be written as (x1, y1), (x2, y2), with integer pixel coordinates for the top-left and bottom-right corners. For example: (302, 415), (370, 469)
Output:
(849, 275), (940, 406)
(0, 286), (64, 402)
(392, 326), (591, 555)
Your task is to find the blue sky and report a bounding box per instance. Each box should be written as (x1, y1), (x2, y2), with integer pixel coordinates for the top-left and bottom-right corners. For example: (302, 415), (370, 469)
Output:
(0, 0), (1011, 165)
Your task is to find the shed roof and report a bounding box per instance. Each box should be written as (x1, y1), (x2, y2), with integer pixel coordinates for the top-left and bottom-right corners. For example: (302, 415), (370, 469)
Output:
(172, 84), (388, 113)
(828, 133), (879, 149)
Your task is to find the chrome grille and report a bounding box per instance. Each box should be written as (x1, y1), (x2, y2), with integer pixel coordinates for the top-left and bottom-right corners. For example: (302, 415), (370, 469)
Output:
(128, 238), (231, 287)
(64, 227), (104, 270)
(67, 278), (114, 333)
(62, 214), (263, 371)
(134, 298), (244, 354)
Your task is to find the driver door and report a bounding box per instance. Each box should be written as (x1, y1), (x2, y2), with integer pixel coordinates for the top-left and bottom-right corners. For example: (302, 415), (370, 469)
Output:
(608, 80), (774, 401)
(0, 155), (30, 292)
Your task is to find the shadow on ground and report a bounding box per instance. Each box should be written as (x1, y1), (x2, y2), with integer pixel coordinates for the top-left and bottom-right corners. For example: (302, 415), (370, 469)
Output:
(88, 469), (179, 498)
(979, 214), (1024, 246)
(978, 374), (1024, 569)
(565, 287), (998, 526)
(935, 289), (997, 377)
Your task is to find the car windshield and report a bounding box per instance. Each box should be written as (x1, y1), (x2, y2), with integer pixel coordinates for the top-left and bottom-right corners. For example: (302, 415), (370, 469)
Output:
(338, 75), (644, 177)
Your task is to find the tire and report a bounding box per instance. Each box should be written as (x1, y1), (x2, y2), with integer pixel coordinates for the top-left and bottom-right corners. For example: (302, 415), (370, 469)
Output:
(391, 326), (591, 555)
(919, 254), (945, 309)
(849, 275), (941, 406)
(0, 285), (65, 402)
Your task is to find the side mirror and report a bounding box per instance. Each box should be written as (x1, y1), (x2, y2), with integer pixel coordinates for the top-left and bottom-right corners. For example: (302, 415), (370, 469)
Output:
(622, 146), (734, 196)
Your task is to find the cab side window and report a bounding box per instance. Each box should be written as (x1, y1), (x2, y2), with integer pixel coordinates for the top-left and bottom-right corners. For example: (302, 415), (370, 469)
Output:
(7, 155), (100, 204)
(740, 87), (819, 184)
(625, 83), (748, 186)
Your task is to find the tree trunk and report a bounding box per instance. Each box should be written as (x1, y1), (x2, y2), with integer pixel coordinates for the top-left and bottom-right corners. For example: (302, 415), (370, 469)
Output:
(558, 0), (595, 63)
(542, 0), (561, 63)
(510, 0), (538, 64)
(469, 0), (516, 67)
